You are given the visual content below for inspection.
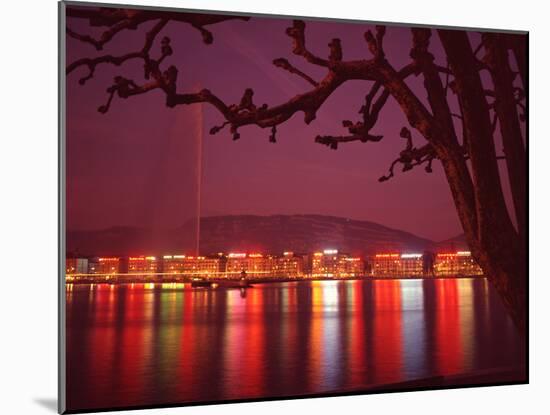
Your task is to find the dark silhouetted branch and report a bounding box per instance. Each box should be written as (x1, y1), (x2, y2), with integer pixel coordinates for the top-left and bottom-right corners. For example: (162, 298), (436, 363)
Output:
(67, 8), (250, 49)
(273, 58), (318, 86)
(67, 18), (168, 85)
(379, 129), (436, 182)
(285, 20), (329, 67)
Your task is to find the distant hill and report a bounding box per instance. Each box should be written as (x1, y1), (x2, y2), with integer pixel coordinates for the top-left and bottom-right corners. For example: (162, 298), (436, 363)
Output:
(436, 233), (469, 251)
(67, 214), (443, 257)
(195, 215), (435, 255)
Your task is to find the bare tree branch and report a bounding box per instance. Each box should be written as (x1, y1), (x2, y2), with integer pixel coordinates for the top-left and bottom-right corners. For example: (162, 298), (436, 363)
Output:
(273, 58), (318, 86)
(285, 20), (329, 67)
(67, 8), (250, 49)
(378, 127), (436, 181)
(67, 18), (168, 84)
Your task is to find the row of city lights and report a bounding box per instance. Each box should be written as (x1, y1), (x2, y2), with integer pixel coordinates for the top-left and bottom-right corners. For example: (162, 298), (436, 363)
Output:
(375, 251), (472, 259)
(96, 250), (472, 262)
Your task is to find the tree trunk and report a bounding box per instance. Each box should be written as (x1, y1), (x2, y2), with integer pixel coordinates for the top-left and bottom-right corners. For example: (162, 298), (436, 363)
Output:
(477, 244), (526, 334)
(438, 30), (526, 334)
(484, 33), (527, 242)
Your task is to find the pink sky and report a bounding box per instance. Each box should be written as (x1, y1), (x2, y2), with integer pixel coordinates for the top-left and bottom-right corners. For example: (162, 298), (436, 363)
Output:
(65, 6), (519, 241)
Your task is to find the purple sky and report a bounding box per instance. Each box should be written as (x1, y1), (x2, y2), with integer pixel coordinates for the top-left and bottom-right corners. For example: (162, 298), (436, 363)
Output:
(66, 7), (516, 241)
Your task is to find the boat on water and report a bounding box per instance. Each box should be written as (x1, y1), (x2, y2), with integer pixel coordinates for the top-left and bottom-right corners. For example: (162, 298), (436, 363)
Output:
(190, 276), (252, 289)
(190, 277), (213, 288)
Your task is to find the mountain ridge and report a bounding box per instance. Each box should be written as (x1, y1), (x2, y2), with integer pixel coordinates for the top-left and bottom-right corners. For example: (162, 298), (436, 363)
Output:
(67, 214), (467, 257)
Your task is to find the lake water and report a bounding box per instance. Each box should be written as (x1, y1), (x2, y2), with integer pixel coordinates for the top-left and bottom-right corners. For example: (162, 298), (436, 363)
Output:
(66, 278), (526, 411)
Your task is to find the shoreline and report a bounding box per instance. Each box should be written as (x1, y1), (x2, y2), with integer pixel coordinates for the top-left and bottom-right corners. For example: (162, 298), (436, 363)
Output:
(66, 274), (485, 286)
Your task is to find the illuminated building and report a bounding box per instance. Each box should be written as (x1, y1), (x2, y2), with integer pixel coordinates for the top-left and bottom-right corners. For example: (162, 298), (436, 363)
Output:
(226, 253), (276, 278)
(162, 254), (224, 277)
(370, 253), (401, 276)
(274, 251), (303, 278)
(87, 258), (99, 274)
(199, 257), (225, 276)
(435, 251), (483, 276)
(456, 251), (483, 275)
(399, 253), (424, 276)
(66, 258), (88, 275)
(370, 253), (424, 276)
(311, 252), (324, 276)
(128, 256), (159, 274)
(161, 252), (304, 278)
(371, 251), (483, 277)
(224, 252), (306, 278)
(435, 253), (459, 275)
(95, 257), (120, 275)
(311, 249), (364, 278)
(162, 254), (189, 273)
(64, 249), (482, 282)
(342, 256), (364, 276)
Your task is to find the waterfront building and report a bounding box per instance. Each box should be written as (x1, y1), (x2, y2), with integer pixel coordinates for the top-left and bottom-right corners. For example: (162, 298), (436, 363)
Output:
(66, 258), (89, 275)
(162, 254), (226, 277)
(371, 251), (483, 277)
(341, 256), (364, 277)
(198, 256), (225, 276)
(128, 256), (159, 274)
(399, 253), (424, 276)
(66, 249), (483, 282)
(273, 251), (304, 278)
(435, 251), (483, 276)
(87, 258), (99, 274)
(456, 251), (484, 275)
(161, 254), (189, 273)
(435, 253), (459, 275)
(370, 253), (401, 276)
(226, 253), (277, 278)
(311, 249), (364, 278)
(94, 257), (120, 275)
(370, 253), (423, 277)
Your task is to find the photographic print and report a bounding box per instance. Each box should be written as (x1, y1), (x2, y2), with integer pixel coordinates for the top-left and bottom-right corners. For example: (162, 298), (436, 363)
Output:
(60, 1), (528, 412)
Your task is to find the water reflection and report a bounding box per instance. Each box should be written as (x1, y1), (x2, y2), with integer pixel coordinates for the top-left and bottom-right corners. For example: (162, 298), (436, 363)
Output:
(66, 279), (526, 411)
(373, 280), (403, 384)
(400, 280), (427, 379)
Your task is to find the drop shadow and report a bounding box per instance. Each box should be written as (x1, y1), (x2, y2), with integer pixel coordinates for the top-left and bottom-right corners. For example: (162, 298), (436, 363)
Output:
(34, 398), (57, 413)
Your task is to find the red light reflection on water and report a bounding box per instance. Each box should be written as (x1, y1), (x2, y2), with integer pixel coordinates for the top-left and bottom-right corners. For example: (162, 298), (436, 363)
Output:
(308, 281), (325, 389)
(177, 287), (197, 398)
(242, 288), (266, 396)
(222, 287), (266, 399)
(117, 285), (152, 403)
(87, 285), (117, 403)
(66, 279), (524, 412)
(279, 284), (299, 373)
(434, 279), (464, 375)
(346, 280), (367, 386)
(373, 279), (403, 384)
